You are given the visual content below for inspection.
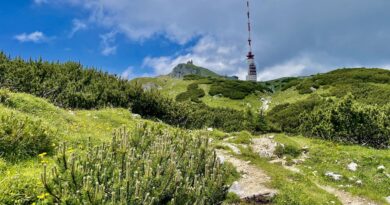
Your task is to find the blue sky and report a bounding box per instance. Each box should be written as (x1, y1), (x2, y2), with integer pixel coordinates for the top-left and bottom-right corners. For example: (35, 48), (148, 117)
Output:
(1, 0), (390, 80)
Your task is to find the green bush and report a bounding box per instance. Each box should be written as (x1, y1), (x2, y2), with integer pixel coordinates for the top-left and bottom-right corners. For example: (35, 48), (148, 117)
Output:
(0, 89), (10, 103)
(41, 124), (232, 204)
(0, 112), (54, 159)
(0, 52), (136, 109)
(208, 79), (271, 100)
(176, 83), (205, 103)
(132, 89), (268, 132)
(300, 95), (390, 148)
(267, 95), (325, 133)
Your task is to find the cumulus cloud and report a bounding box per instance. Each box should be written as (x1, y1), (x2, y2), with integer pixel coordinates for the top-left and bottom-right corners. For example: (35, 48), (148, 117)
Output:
(44, 0), (390, 79)
(14, 31), (48, 43)
(69, 19), (87, 37)
(143, 36), (246, 77)
(100, 31), (117, 56)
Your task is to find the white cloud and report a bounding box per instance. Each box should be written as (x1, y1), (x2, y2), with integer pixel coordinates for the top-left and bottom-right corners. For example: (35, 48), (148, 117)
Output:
(121, 67), (133, 79)
(143, 36), (246, 78)
(14, 31), (48, 43)
(69, 19), (87, 37)
(100, 32), (117, 56)
(44, 0), (390, 80)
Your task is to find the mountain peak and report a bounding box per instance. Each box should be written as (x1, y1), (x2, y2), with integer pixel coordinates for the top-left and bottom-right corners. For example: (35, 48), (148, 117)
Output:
(168, 61), (221, 78)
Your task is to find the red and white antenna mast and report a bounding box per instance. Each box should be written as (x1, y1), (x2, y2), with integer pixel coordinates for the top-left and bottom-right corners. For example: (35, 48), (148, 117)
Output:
(246, 0), (257, 81)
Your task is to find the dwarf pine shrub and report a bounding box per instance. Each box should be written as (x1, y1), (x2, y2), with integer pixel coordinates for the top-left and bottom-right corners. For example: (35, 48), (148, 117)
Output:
(41, 123), (231, 204)
(0, 112), (53, 159)
(300, 95), (390, 148)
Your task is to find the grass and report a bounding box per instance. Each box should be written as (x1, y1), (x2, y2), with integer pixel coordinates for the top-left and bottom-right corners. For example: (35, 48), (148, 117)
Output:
(0, 90), (151, 204)
(132, 76), (193, 98)
(235, 147), (342, 205)
(278, 134), (390, 204)
(134, 77), (264, 113)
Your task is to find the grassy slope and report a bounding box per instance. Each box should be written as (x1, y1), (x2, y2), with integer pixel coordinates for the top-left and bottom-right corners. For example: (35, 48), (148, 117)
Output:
(0, 91), (149, 203)
(213, 132), (389, 204)
(133, 77), (264, 112)
(278, 134), (390, 203)
(1, 90), (389, 204)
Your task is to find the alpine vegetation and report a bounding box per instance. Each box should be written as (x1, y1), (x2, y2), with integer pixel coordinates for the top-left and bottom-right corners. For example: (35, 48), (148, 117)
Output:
(41, 124), (232, 204)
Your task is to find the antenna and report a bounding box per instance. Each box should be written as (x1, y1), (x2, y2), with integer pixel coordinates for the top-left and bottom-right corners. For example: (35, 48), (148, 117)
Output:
(247, 0), (253, 54)
(245, 0), (257, 81)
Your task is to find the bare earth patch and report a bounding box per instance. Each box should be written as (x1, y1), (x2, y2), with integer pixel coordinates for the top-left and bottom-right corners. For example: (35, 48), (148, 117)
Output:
(216, 149), (277, 203)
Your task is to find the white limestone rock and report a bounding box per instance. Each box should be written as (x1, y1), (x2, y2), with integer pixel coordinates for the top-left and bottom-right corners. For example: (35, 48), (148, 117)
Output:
(347, 162), (358, 172)
(325, 171), (343, 181)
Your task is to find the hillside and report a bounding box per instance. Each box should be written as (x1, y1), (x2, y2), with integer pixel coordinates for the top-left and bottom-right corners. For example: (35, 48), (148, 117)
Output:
(0, 53), (389, 204)
(1, 90), (389, 204)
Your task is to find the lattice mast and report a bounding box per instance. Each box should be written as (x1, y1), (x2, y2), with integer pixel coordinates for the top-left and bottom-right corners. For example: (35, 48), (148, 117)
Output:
(246, 0), (257, 81)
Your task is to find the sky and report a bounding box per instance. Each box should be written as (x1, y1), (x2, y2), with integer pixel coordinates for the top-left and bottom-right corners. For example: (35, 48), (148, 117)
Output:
(1, 0), (390, 81)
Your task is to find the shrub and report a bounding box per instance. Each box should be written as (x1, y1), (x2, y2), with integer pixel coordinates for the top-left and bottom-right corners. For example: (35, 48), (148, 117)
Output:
(0, 89), (10, 104)
(132, 89), (268, 132)
(41, 124), (232, 204)
(300, 95), (390, 148)
(267, 95), (325, 133)
(208, 79), (271, 100)
(0, 112), (54, 159)
(176, 83), (205, 103)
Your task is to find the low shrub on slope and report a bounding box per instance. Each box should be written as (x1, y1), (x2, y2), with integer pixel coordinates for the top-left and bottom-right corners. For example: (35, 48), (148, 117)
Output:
(0, 110), (54, 159)
(41, 124), (232, 204)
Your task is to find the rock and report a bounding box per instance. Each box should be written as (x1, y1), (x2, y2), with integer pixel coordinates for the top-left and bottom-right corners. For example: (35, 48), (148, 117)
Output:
(68, 110), (75, 115)
(325, 171), (343, 181)
(242, 192), (276, 204)
(217, 155), (225, 164)
(207, 127), (214, 131)
(347, 162), (358, 172)
(131, 114), (141, 119)
(302, 146), (309, 153)
(355, 180), (363, 186)
(224, 143), (241, 155)
(377, 165), (385, 171)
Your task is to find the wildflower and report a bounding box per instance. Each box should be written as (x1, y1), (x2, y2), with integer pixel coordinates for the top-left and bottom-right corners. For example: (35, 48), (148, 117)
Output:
(38, 152), (47, 158)
(37, 193), (49, 200)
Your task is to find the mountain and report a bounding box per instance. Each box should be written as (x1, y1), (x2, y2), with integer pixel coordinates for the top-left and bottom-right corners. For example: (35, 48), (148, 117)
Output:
(168, 61), (222, 78)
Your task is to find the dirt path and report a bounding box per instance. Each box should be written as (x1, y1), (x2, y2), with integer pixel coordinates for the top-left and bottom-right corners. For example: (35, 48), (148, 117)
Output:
(216, 149), (277, 202)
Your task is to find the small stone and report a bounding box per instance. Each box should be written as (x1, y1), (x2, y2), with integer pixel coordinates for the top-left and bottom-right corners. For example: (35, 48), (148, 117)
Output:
(217, 155), (225, 164)
(207, 127), (214, 131)
(377, 165), (385, 170)
(347, 162), (358, 172)
(131, 114), (141, 119)
(325, 171), (343, 181)
(355, 180), (363, 186)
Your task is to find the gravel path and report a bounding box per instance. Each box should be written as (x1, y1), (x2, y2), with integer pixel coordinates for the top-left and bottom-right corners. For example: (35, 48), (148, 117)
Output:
(216, 149), (277, 203)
